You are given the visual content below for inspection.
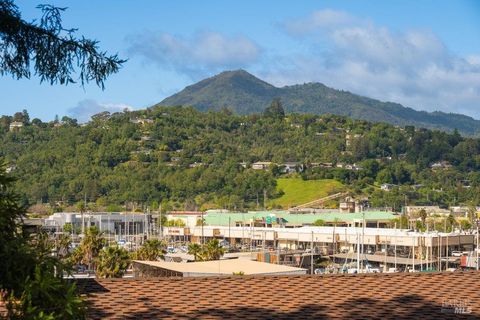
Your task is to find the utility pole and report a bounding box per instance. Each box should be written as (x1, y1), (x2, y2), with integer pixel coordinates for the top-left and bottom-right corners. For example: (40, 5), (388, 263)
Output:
(477, 220), (479, 271)
(201, 211), (204, 245)
(311, 231), (314, 275)
(242, 212), (245, 250)
(228, 217), (231, 243)
(333, 224), (336, 265)
(159, 203), (163, 239)
(446, 235), (449, 270)
(356, 232), (360, 272)
(361, 211), (365, 270)
(394, 222), (397, 272)
(438, 235), (441, 272)
(412, 236), (415, 272)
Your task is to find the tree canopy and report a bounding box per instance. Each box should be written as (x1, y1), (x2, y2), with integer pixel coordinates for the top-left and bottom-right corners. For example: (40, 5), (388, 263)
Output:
(263, 98), (285, 119)
(0, 0), (125, 87)
(2, 106), (480, 212)
(0, 163), (86, 318)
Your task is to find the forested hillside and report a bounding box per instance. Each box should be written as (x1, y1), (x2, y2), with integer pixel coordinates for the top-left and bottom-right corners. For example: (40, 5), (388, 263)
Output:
(2, 105), (480, 213)
(160, 70), (480, 135)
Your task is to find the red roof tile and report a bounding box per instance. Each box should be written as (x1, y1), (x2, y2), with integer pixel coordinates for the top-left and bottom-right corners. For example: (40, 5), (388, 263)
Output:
(77, 271), (480, 319)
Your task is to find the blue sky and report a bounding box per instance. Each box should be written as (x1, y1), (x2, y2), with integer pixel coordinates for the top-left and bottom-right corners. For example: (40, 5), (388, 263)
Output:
(2, 0), (480, 121)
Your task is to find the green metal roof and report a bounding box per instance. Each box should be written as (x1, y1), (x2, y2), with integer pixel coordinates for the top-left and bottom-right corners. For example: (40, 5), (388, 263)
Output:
(203, 211), (397, 226)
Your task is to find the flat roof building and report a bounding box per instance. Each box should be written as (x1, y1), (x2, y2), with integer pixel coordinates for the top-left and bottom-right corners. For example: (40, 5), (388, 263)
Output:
(164, 225), (475, 270)
(132, 259), (307, 277)
(203, 211), (397, 228)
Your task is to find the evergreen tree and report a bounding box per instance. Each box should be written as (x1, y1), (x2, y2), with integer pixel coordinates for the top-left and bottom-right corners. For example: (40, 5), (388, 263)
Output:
(0, 162), (86, 318)
(0, 0), (125, 87)
(264, 98), (285, 119)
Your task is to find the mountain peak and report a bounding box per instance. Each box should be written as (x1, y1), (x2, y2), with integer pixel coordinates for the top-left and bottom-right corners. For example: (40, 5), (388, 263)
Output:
(205, 69), (276, 88)
(217, 69), (252, 77)
(158, 71), (480, 135)
(159, 70), (279, 114)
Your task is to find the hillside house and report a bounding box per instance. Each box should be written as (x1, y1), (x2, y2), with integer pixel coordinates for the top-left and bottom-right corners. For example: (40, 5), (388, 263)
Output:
(381, 183), (397, 191)
(9, 121), (23, 131)
(345, 133), (362, 147)
(130, 118), (154, 125)
(404, 206), (450, 217)
(309, 162), (333, 168)
(281, 162), (304, 173)
(430, 161), (452, 170)
(252, 161), (272, 170)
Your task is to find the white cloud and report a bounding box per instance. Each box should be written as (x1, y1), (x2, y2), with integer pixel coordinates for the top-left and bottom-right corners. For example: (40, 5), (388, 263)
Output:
(127, 31), (260, 79)
(466, 55), (480, 66)
(284, 9), (356, 35)
(269, 9), (480, 118)
(68, 99), (133, 123)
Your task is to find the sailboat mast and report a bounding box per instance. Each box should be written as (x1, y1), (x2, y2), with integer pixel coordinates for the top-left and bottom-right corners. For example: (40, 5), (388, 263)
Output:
(356, 232), (360, 271)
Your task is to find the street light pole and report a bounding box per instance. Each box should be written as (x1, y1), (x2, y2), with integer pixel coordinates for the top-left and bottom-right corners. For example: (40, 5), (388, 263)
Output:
(311, 231), (314, 275)
(476, 220), (479, 271)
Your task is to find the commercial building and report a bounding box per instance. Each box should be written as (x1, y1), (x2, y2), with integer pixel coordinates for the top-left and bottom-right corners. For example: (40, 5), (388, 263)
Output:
(164, 225), (475, 270)
(202, 211), (397, 228)
(44, 212), (151, 236)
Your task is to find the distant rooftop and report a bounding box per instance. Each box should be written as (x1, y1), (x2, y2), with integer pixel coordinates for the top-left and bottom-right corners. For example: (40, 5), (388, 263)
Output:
(204, 211), (397, 226)
(133, 259), (306, 277)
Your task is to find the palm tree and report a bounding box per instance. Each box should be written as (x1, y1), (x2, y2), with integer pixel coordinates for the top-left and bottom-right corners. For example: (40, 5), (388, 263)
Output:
(96, 245), (131, 278)
(446, 214), (456, 232)
(72, 226), (105, 271)
(419, 209), (427, 226)
(56, 233), (72, 260)
(188, 243), (203, 261)
(134, 239), (166, 261)
(203, 239), (225, 261)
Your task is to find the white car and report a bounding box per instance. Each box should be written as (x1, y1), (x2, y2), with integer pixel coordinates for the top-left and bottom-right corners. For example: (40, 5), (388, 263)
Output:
(366, 267), (381, 273)
(451, 251), (462, 257)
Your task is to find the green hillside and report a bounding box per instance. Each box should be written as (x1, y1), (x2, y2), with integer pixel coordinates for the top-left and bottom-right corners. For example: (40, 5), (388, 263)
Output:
(159, 70), (480, 135)
(2, 106), (480, 212)
(270, 178), (344, 209)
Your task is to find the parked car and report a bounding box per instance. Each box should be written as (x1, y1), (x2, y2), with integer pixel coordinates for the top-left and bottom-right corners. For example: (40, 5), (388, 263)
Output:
(364, 264), (381, 273)
(76, 265), (87, 273)
(451, 251), (463, 257)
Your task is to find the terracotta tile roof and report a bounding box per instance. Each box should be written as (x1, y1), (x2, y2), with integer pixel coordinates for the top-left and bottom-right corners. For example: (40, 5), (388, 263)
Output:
(77, 271), (480, 319)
